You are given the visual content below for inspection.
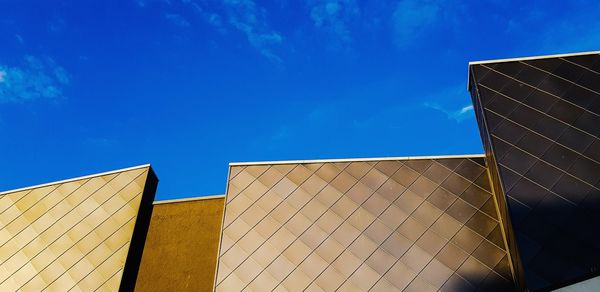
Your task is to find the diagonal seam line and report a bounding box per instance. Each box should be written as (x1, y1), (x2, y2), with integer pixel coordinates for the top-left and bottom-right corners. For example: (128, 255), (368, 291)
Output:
(483, 63), (600, 120)
(344, 161), (455, 291)
(228, 166), (247, 182)
(225, 166), (270, 206)
(0, 174), (121, 258)
(323, 162), (422, 291)
(497, 153), (577, 210)
(216, 164), (324, 284)
(63, 201), (141, 291)
(0, 189), (34, 215)
(66, 225), (134, 291)
(3, 171), (145, 288)
(217, 162), (348, 288)
(560, 56), (600, 75)
(219, 165), (298, 255)
(222, 165), (293, 231)
(271, 163), (383, 291)
(524, 58), (600, 99)
(217, 163), (336, 286)
(493, 133), (579, 206)
(275, 164), (380, 291)
(484, 105), (600, 194)
(0, 187), (57, 219)
(24, 192), (141, 291)
(222, 165), (276, 230)
(65, 240), (131, 292)
(339, 161), (510, 291)
(0, 178), (94, 239)
(479, 82), (600, 162)
(0, 170), (146, 287)
(92, 267), (124, 292)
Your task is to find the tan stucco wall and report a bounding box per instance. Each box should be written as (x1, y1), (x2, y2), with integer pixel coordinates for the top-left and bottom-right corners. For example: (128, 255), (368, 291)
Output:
(135, 197), (225, 292)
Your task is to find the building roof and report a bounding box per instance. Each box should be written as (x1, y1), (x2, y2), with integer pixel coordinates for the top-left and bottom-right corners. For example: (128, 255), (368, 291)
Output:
(466, 50), (600, 89)
(229, 154), (485, 166)
(0, 164), (152, 196)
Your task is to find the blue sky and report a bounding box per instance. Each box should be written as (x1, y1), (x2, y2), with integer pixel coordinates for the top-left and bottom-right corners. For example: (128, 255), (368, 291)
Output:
(1, 0), (599, 200)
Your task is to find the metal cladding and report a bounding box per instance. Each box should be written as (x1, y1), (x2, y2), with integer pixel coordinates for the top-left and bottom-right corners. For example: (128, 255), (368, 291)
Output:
(0, 165), (157, 291)
(135, 196), (225, 291)
(216, 157), (515, 291)
(2, 51), (599, 292)
(469, 52), (600, 290)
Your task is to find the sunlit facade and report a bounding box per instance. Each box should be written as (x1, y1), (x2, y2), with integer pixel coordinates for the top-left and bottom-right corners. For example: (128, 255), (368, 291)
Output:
(0, 165), (157, 291)
(216, 156), (515, 291)
(1, 51), (598, 292)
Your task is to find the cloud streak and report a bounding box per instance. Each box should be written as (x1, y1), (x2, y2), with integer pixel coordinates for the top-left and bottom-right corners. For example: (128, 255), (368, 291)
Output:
(422, 84), (474, 122)
(0, 56), (70, 104)
(308, 0), (359, 43)
(142, 0), (283, 63)
(425, 102), (474, 122)
(224, 0), (283, 63)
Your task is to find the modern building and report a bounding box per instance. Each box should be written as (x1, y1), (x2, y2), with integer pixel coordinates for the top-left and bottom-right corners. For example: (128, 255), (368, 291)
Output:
(468, 52), (600, 291)
(0, 165), (157, 291)
(216, 156), (515, 291)
(0, 51), (598, 291)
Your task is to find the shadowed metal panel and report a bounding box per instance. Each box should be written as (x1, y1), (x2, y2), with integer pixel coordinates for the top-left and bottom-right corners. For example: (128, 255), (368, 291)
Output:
(0, 166), (155, 291)
(135, 197), (225, 292)
(216, 158), (515, 291)
(469, 52), (600, 291)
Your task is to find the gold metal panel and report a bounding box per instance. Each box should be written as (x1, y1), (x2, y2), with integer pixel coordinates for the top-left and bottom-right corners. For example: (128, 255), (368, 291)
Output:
(0, 166), (153, 292)
(218, 158), (515, 291)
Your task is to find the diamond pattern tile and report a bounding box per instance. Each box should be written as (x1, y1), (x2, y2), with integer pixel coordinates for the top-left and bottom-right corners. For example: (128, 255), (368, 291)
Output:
(0, 166), (155, 291)
(217, 158), (515, 291)
(470, 52), (600, 291)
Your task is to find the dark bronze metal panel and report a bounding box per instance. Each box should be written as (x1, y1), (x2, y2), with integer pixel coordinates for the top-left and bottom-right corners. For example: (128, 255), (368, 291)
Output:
(470, 52), (600, 291)
(217, 159), (515, 291)
(135, 197), (225, 292)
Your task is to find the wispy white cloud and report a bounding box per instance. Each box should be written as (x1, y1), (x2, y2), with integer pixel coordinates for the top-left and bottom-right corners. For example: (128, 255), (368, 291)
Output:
(0, 56), (70, 104)
(422, 84), (474, 122)
(141, 0), (283, 63)
(424, 102), (473, 122)
(308, 0), (359, 43)
(392, 0), (443, 46)
(165, 13), (191, 27)
(222, 0), (283, 63)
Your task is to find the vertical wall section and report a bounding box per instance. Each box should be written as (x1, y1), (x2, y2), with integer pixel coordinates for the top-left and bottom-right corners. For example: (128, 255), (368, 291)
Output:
(135, 196), (225, 291)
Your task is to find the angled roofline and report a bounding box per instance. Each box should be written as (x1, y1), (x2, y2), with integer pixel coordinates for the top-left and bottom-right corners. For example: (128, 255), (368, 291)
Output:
(229, 153), (485, 166)
(466, 50), (600, 90)
(0, 164), (152, 196)
(153, 194), (226, 205)
(468, 50), (600, 66)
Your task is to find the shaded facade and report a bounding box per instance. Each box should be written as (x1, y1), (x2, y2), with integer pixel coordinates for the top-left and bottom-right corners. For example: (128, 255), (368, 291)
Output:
(216, 156), (516, 291)
(135, 195), (225, 291)
(469, 52), (600, 290)
(0, 165), (157, 291)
